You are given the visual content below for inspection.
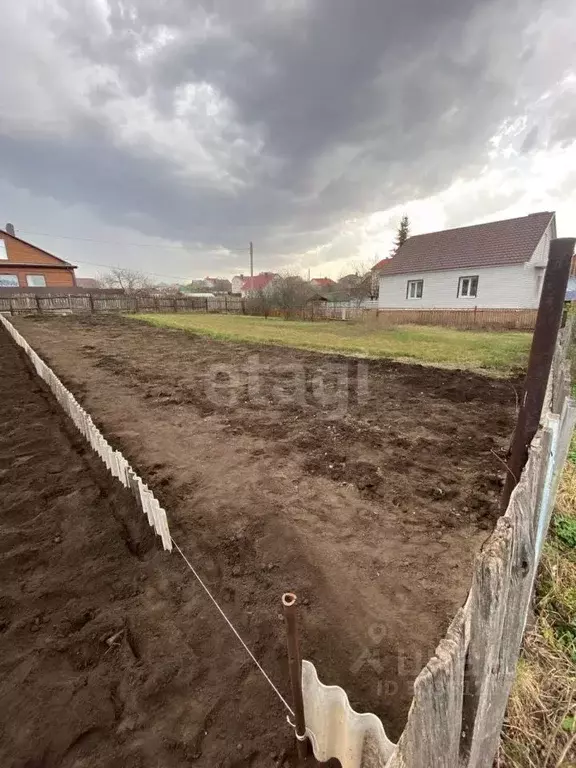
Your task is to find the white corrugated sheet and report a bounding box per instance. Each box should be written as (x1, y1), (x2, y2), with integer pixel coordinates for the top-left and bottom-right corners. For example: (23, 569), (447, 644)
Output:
(302, 660), (396, 767)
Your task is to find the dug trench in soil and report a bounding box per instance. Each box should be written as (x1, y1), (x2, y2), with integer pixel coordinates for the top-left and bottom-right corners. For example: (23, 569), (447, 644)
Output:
(11, 314), (522, 745)
(0, 326), (308, 768)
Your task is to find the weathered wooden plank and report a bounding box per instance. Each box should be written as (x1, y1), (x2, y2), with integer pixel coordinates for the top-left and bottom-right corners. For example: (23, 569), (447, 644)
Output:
(386, 608), (467, 768)
(461, 461), (541, 768)
(460, 519), (513, 768)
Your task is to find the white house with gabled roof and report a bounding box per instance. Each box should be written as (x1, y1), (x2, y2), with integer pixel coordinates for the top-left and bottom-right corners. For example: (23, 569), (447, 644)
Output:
(373, 212), (556, 310)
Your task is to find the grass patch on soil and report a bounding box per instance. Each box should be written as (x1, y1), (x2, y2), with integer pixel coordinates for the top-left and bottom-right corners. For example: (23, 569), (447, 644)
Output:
(131, 313), (531, 373)
(501, 432), (576, 767)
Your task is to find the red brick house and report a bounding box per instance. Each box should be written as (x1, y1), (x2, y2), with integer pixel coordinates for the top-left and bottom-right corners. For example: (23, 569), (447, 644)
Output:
(0, 223), (77, 289)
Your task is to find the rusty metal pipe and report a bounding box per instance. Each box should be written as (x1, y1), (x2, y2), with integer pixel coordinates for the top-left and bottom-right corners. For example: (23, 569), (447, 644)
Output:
(282, 592), (308, 760)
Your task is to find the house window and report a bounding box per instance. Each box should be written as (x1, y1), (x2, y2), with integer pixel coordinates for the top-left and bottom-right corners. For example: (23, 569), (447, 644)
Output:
(458, 275), (479, 298)
(406, 279), (424, 299)
(0, 240), (7, 259)
(0, 274), (19, 287)
(26, 274), (47, 287)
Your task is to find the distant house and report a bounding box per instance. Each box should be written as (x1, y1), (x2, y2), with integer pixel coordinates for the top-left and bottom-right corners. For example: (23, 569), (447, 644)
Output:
(373, 212), (556, 310)
(76, 277), (102, 289)
(310, 277), (336, 289)
(231, 275), (246, 294)
(0, 223), (77, 289)
(204, 276), (232, 293)
(241, 272), (279, 297)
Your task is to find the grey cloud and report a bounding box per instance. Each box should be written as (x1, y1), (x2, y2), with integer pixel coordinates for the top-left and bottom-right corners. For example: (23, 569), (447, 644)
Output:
(551, 105), (576, 148)
(0, 0), (574, 271)
(520, 126), (540, 153)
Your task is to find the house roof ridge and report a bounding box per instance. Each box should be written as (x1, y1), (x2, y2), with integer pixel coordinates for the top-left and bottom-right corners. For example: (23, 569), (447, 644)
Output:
(373, 211), (555, 276)
(0, 228), (76, 268)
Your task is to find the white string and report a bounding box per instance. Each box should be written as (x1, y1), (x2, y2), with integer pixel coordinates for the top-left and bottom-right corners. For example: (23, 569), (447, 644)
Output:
(171, 538), (295, 718)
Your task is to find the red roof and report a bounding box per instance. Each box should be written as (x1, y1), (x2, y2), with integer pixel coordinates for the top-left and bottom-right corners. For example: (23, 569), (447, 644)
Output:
(241, 272), (278, 292)
(311, 277), (336, 287)
(373, 212), (555, 275)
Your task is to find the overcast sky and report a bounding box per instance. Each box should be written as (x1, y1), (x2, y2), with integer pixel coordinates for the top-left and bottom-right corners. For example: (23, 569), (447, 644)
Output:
(1, 0), (575, 282)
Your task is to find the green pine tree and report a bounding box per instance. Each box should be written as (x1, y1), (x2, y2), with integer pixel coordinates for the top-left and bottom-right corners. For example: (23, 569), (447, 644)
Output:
(391, 214), (410, 256)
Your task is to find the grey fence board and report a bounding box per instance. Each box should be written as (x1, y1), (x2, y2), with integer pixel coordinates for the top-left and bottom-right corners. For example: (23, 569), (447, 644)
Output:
(387, 609), (467, 768)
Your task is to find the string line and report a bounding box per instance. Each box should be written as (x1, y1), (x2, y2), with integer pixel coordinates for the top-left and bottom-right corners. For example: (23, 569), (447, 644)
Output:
(170, 538), (295, 718)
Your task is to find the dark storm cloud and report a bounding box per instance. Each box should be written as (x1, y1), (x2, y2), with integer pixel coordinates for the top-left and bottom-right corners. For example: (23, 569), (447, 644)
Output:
(0, 0), (572, 262)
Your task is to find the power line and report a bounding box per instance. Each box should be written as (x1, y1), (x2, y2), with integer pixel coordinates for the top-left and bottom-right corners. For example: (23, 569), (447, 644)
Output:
(1, 243), (253, 283)
(0, 246), (195, 282)
(13, 228), (250, 253)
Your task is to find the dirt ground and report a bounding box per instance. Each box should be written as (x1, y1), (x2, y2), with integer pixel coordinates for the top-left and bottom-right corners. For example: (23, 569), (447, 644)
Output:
(0, 325), (308, 768)
(5, 314), (521, 762)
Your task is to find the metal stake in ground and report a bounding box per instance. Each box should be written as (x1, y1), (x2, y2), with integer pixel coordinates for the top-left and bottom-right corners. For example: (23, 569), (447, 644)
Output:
(501, 237), (575, 512)
(282, 592), (308, 760)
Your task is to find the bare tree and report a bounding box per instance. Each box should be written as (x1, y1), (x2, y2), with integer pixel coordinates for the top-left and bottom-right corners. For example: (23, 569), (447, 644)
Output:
(245, 287), (274, 318)
(99, 267), (152, 294)
(268, 273), (315, 313)
(338, 262), (374, 306)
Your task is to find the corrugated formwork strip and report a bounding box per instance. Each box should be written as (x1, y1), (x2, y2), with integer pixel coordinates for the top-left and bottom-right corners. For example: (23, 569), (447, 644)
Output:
(301, 660), (396, 768)
(0, 314), (172, 553)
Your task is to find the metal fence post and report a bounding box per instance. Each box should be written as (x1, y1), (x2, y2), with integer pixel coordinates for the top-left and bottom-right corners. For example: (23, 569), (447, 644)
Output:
(282, 593), (308, 760)
(501, 237), (575, 512)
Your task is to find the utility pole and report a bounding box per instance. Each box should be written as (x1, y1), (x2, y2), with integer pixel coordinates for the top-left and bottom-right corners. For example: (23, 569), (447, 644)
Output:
(249, 241), (254, 282)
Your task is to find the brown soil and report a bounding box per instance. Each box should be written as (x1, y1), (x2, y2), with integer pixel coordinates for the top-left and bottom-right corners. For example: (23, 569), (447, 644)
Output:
(4, 314), (521, 763)
(0, 327), (299, 768)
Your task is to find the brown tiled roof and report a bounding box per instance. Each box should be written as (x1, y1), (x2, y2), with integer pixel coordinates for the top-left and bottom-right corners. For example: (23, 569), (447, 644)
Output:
(374, 212), (555, 276)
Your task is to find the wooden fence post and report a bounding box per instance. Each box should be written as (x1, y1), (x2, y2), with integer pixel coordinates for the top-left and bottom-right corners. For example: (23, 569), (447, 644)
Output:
(89, 293), (95, 313)
(36, 294), (42, 314)
(501, 237), (575, 512)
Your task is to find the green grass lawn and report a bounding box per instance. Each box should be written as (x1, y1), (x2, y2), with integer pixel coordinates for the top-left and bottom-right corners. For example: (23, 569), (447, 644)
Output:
(130, 313), (531, 374)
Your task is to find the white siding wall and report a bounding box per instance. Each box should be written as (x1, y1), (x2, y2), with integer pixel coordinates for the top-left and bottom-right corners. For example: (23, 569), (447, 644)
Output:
(378, 217), (555, 310)
(378, 264), (544, 309)
(529, 217), (555, 265)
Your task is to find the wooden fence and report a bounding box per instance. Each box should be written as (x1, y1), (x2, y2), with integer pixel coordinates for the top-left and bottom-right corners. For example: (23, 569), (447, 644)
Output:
(372, 307), (538, 330)
(381, 317), (574, 767)
(0, 292), (538, 330)
(0, 292), (244, 315)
